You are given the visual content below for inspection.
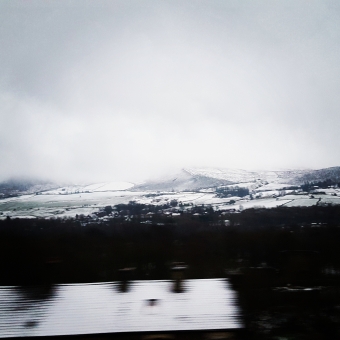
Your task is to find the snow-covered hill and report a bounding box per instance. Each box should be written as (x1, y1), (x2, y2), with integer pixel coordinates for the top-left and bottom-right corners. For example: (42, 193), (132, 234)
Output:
(133, 167), (308, 192)
(134, 167), (338, 192)
(133, 169), (233, 192)
(292, 166), (340, 184)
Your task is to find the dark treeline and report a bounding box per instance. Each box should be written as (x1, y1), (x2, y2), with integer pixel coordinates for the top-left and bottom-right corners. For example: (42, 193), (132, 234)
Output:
(215, 186), (250, 197)
(301, 178), (340, 192)
(1, 204), (340, 286)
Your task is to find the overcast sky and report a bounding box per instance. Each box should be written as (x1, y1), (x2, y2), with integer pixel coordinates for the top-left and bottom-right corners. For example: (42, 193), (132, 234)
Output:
(1, 0), (340, 183)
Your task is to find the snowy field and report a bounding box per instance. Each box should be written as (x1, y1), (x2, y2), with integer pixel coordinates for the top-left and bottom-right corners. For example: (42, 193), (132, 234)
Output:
(135, 192), (242, 206)
(256, 183), (292, 191)
(0, 191), (145, 219)
(1, 185), (340, 219)
(283, 198), (319, 207)
(42, 182), (134, 195)
(217, 198), (292, 211)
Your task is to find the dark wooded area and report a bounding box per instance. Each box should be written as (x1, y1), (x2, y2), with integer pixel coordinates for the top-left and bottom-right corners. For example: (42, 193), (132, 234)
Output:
(1, 204), (340, 339)
(1, 204), (340, 285)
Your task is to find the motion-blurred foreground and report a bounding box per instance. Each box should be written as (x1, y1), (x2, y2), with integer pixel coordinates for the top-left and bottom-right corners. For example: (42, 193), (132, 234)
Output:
(0, 278), (242, 339)
(1, 204), (340, 338)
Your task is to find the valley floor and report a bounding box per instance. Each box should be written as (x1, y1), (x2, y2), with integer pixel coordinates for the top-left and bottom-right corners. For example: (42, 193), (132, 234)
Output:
(1, 186), (340, 220)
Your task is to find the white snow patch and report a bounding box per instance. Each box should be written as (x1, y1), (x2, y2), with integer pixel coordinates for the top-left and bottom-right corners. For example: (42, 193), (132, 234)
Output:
(283, 199), (319, 207)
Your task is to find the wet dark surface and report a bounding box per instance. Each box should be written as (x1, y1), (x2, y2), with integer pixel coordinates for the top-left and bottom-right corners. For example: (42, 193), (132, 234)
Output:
(233, 274), (340, 339)
(0, 279), (242, 338)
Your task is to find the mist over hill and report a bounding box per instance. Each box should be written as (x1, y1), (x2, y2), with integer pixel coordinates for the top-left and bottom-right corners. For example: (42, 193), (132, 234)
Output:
(1, 166), (340, 197)
(0, 178), (58, 197)
(133, 169), (233, 192)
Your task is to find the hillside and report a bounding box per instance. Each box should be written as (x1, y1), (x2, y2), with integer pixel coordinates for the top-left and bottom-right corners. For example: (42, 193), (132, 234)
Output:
(1, 166), (340, 220)
(133, 169), (233, 192)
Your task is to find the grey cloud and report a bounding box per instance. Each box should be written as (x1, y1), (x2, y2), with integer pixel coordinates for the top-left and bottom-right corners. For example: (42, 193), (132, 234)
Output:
(1, 0), (340, 182)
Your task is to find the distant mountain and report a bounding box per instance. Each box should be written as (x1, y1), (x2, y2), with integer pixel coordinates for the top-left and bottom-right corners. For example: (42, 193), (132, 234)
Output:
(184, 168), (311, 184)
(134, 166), (340, 192)
(292, 166), (340, 184)
(133, 169), (233, 192)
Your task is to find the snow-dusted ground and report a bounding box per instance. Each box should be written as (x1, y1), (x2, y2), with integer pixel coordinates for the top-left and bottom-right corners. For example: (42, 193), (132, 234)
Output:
(43, 182), (134, 195)
(318, 197), (340, 205)
(217, 198), (292, 211)
(135, 192), (241, 206)
(223, 182), (258, 189)
(283, 198), (319, 207)
(255, 183), (293, 191)
(0, 190), (145, 219)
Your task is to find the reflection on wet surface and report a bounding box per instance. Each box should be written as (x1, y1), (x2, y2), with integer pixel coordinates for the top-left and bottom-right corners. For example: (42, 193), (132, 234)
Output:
(0, 285), (57, 337)
(0, 279), (242, 338)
